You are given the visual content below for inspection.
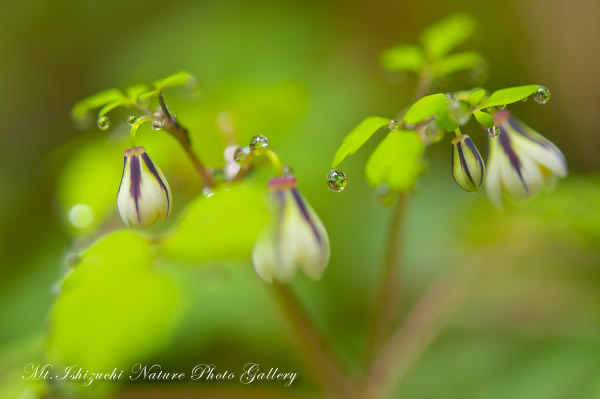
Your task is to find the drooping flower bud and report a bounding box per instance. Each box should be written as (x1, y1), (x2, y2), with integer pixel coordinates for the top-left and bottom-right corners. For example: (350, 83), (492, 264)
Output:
(117, 146), (172, 228)
(486, 110), (567, 207)
(451, 134), (485, 192)
(252, 176), (330, 284)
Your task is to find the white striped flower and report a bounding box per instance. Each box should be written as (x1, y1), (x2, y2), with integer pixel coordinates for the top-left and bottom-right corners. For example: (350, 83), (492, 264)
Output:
(486, 110), (567, 207)
(117, 146), (172, 227)
(451, 134), (485, 192)
(252, 176), (330, 284)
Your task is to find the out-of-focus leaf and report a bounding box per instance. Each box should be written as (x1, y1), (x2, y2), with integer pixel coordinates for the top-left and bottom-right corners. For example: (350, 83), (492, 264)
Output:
(478, 85), (539, 109)
(161, 183), (270, 263)
(433, 51), (485, 77)
(421, 14), (476, 59)
(125, 83), (150, 101)
(380, 45), (425, 72)
(47, 230), (183, 370)
(473, 109), (494, 128)
(403, 94), (450, 125)
(98, 99), (126, 117)
(154, 70), (195, 91)
(365, 130), (425, 191)
(331, 116), (390, 168)
(470, 88), (487, 107)
(56, 138), (124, 234)
(71, 89), (125, 120)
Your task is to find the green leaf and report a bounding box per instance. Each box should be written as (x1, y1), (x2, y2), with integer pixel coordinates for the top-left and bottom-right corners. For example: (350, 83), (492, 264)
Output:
(365, 130), (425, 192)
(126, 83), (150, 101)
(154, 70), (195, 91)
(403, 93), (450, 125)
(47, 230), (183, 370)
(478, 85), (539, 109)
(421, 14), (476, 59)
(71, 88), (125, 120)
(331, 116), (390, 168)
(380, 45), (425, 72)
(469, 88), (487, 107)
(433, 51), (485, 77)
(473, 109), (494, 128)
(161, 183), (270, 263)
(98, 99), (126, 117)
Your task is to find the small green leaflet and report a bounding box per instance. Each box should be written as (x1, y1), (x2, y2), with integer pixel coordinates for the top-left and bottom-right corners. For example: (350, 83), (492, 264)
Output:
(365, 130), (425, 192)
(477, 85), (539, 109)
(331, 116), (390, 168)
(433, 51), (485, 78)
(402, 93), (450, 125)
(473, 109), (494, 128)
(469, 88), (487, 107)
(421, 14), (476, 59)
(379, 45), (425, 72)
(71, 88), (125, 120)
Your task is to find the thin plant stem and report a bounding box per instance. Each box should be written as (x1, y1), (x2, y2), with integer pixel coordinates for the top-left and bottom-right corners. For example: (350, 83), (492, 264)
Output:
(366, 194), (408, 358)
(269, 284), (355, 399)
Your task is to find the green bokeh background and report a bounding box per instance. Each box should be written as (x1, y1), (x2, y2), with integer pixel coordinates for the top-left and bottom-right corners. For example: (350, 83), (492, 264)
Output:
(1, 0), (599, 398)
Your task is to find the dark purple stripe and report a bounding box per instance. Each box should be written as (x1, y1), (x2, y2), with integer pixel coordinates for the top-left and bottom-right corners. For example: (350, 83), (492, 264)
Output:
(498, 127), (528, 193)
(464, 137), (484, 185)
(291, 189), (322, 245)
(129, 155), (142, 223)
(507, 118), (550, 149)
(142, 153), (170, 214)
(457, 142), (475, 186)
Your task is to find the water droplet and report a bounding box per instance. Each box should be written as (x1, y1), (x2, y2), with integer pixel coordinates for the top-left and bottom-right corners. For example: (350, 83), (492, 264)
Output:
(497, 104), (507, 110)
(249, 135), (268, 150)
(534, 86), (551, 104)
(444, 93), (456, 101)
(233, 146), (250, 162)
(66, 253), (80, 268)
(282, 165), (294, 176)
(127, 115), (137, 126)
(388, 120), (400, 130)
(423, 120), (444, 143)
(521, 96), (529, 103)
(326, 169), (347, 192)
(376, 184), (395, 206)
(96, 116), (110, 131)
(152, 120), (163, 130)
(68, 203), (94, 229)
(488, 126), (501, 137)
(202, 187), (214, 198)
(447, 101), (471, 125)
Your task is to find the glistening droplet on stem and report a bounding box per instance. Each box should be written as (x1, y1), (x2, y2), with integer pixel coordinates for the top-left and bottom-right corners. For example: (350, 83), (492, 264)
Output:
(233, 146), (250, 162)
(127, 116), (137, 126)
(488, 126), (500, 137)
(97, 116), (110, 131)
(250, 135), (269, 150)
(388, 120), (400, 130)
(152, 120), (163, 130)
(326, 169), (347, 192)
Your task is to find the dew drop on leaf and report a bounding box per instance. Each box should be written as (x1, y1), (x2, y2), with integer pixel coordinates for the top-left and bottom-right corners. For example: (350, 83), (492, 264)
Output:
(534, 86), (551, 104)
(497, 104), (507, 110)
(326, 169), (348, 192)
(127, 115), (137, 126)
(388, 120), (400, 130)
(152, 120), (163, 130)
(249, 135), (269, 150)
(488, 126), (501, 137)
(233, 146), (250, 162)
(96, 116), (110, 131)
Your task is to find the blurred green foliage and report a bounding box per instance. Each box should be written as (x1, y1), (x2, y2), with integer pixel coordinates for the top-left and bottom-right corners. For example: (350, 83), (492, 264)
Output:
(1, 1), (599, 399)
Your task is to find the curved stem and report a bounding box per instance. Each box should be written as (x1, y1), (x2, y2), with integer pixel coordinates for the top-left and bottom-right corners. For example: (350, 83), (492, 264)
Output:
(129, 116), (156, 148)
(269, 284), (355, 399)
(234, 148), (285, 180)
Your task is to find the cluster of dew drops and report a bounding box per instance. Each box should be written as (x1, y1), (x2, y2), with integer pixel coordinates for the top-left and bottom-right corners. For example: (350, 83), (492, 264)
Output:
(324, 86), (550, 194)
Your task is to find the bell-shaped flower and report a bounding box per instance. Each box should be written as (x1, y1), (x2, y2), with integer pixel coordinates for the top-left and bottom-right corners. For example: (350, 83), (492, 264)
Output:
(451, 134), (485, 192)
(252, 176), (330, 284)
(117, 146), (172, 227)
(486, 110), (567, 207)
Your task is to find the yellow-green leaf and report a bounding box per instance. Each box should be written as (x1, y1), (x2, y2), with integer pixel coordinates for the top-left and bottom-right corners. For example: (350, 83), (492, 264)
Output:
(469, 88), (487, 107)
(331, 116), (390, 168)
(433, 51), (485, 77)
(403, 94), (450, 125)
(421, 14), (476, 59)
(478, 85), (540, 109)
(365, 130), (425, 192)
(380, 45), (425, 72)
(71, 89), (125, 120)
(473, 109), (494, 128)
